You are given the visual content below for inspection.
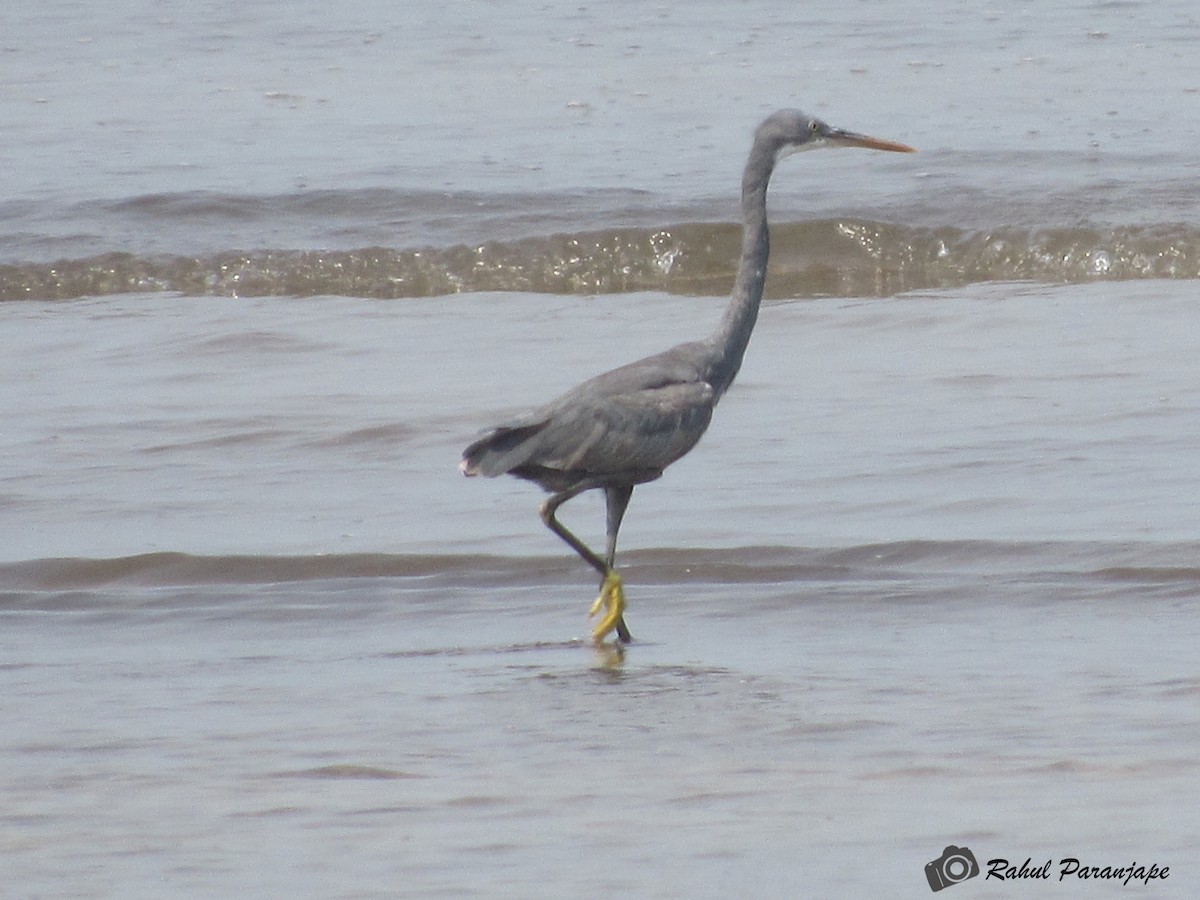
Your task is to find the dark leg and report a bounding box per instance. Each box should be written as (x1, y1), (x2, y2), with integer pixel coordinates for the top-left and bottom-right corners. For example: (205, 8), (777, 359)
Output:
(538, 483), (631, 643)
(539, 483), (607, 576)
(604, 485), (634, 643)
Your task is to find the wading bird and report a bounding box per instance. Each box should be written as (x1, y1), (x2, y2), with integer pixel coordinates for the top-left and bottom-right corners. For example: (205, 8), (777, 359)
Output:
(461, 109), (914, 643)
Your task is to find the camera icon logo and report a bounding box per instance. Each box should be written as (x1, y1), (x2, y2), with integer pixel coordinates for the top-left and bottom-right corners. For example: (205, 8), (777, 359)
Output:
(925, 845), (980, 892)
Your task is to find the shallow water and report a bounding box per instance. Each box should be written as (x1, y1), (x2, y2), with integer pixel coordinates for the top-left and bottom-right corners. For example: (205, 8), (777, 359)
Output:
(3, 0), (1200, 896)
(3, 542), (1199, 897)
(4, 284), (1199, 897)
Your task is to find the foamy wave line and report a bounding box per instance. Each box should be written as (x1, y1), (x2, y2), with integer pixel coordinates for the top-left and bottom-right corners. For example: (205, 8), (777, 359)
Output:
(2, 221), (1199, 301)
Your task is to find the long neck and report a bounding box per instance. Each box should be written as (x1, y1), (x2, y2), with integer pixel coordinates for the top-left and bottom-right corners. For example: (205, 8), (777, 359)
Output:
(707, 140), (775, 397)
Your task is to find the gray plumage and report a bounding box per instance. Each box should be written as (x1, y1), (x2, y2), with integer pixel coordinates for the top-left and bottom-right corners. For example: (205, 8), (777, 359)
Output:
(462, 345), (716, 491)
(461, 109), (914, 642)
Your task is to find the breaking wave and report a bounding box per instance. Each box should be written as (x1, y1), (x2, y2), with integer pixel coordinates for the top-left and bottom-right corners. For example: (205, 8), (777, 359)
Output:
(3, 219), (1199, 302)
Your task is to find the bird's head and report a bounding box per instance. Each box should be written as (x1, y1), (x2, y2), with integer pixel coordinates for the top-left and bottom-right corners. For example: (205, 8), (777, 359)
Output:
(758, 109), (916, 161)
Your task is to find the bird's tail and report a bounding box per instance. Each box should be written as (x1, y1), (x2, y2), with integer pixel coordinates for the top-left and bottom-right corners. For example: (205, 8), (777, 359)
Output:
(460, 421), (547, 478)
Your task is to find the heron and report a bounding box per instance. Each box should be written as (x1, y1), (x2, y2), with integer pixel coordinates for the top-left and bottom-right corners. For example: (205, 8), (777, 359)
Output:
(461, 109), (914, 643)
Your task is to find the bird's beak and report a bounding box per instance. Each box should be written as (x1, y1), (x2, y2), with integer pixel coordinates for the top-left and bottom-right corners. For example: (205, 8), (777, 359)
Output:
(826, 128), (916, 153)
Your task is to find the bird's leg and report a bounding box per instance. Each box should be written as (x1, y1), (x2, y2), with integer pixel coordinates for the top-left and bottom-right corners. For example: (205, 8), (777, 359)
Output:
(539, 486), (608, 574)
(538, 484), (629, 643)
(598, 485), (633, 643)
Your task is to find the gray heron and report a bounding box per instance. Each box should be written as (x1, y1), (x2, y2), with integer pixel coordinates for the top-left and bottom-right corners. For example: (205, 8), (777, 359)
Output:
(461, 109), (915, 643)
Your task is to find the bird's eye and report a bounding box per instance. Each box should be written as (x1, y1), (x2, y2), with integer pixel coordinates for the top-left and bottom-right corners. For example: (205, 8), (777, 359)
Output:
(809, 120), (821, 134)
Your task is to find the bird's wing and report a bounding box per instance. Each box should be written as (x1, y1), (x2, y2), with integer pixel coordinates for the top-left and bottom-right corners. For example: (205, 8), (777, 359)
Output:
(532, 380), (716, 477)
(463, 342), (717, 479)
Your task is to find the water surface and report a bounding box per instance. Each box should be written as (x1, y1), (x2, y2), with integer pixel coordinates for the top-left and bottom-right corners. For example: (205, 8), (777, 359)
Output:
(3, 1), (1199, 896)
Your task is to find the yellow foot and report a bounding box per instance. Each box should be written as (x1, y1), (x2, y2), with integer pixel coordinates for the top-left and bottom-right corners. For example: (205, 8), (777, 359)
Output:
(588, 570), (626, 642)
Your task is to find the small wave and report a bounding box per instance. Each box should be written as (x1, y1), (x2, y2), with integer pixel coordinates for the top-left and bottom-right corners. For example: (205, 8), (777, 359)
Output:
(2, 220), (1198, 302)
(0, 551), (522, 592)
(273, 764), (423, 780)
(2, 542), (1197, 612)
